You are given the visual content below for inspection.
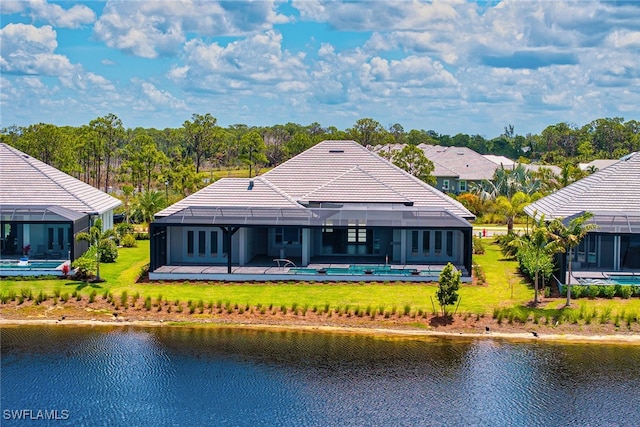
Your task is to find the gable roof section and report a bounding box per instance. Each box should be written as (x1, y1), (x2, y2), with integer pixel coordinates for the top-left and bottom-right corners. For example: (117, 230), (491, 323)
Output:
(263, 140), (473, 218)
(156, 176), (301, 216)
(0, 143), (121, 215)
(524, 152), (640, 220)
(299, 166), (412, 204)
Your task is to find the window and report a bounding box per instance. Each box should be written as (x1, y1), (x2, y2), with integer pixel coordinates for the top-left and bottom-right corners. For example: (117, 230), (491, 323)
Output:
(187, 231), (194, 256)
(198, 231), (206, 256)
(435, 231), (442, 255)
(48, 227), (54, 250)
(210, 231), (218, 256)
(446, 231), (453, 257)
(422, 231), (430, 255)
(275, 228), (301, 244)
(442, 180), (450, 191)
(459, 180), (467, 192)
(347, 228), (367, 243)
(58, 228), (65, 250)
(411, 231), (419, 256)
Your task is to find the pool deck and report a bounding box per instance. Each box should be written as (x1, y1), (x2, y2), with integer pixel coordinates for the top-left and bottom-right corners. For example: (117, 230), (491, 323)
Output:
(0, 260), (71, 277)
(150, 263), (469, 282)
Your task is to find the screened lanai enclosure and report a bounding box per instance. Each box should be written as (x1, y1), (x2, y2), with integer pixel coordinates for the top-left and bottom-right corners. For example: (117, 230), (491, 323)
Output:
(0, 206), (90, 262)
(559, 212), (640, 275)
(149, 205), (473, 281)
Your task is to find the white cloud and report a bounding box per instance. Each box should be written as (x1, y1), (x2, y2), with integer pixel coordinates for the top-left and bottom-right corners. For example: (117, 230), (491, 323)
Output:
(606, 30), (640, 49)
(0, 23), (75, 76)
(26, 0), (96, 29)
(171, 30), (308, 90)
(139, 80), (187, 110)
(93, 0), (289, 58)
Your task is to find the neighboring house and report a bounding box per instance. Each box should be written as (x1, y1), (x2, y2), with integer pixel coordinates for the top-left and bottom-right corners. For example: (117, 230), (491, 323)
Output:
(150, 140), (475, 281)
(373, 144), (560, 195)
(0, 143), (122, 266)
(524, 152), (640, 283)
(418, 145), (498, 194)
(579, 159), (620, 171)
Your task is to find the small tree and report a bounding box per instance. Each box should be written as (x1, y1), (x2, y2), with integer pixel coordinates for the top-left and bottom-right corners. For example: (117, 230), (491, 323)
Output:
(75, 218), (115, 282)
(436, 263), (461, 316)
(549, 212), (598, 307)
(391, 144), (436, 185)
(510, 215), (559, 305)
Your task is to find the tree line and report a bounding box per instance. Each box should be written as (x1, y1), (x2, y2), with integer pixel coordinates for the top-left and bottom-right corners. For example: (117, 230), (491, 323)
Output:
(2, 114), (638, 204)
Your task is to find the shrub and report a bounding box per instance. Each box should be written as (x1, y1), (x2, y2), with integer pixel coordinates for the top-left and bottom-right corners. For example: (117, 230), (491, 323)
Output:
(89, 290), (97, 303)
(585, 285), (600, 299)
(570, 285), (585, 299)
(121, 234), (138, 248)
(618, 286), (633, 299)
(120, 291), (128, 307)
(602, 286), (616, 299)
(472, 236), (486, 255)
(73, 253), (97, 280)
(473, 264), (486, 285)
(116, 222), (134, 239)
(100, 240), (119, 263)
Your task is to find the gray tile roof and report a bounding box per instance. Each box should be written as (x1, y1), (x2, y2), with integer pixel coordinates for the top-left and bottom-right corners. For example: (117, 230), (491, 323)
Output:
(524, 152), (640, 219)
(156, 176), (301, 216)
(0, 143), (122, 215)
(417, 145), (499, 181)
(158, 140), (474, 219)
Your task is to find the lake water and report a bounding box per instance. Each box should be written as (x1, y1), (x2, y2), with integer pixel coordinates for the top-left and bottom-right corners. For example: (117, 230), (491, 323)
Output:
(2, 325), (640, 426)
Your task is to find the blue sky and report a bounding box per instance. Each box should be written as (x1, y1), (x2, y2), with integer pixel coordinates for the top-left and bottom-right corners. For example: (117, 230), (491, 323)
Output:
(1, 1), (639, 138)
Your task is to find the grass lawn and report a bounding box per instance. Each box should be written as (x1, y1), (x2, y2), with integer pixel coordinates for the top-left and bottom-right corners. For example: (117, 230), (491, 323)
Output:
(2, 239), (639, 321)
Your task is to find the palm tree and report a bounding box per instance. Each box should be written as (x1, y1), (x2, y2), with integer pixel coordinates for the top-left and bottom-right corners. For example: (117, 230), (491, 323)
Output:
(549, 212), (598, 307)
(510, 216), (559, 305)
(75, 218), (115, 282)
(132, 190), (166, 232)
(494, 191), (531, 234)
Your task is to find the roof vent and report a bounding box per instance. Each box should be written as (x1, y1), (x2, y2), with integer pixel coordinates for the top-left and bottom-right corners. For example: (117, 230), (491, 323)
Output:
(329, 149), (344, 153)
(247, 180), (254, 190)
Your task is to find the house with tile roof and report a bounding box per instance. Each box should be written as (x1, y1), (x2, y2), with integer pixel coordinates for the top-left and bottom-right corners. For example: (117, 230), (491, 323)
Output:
(150, 140), (475, 281)
(372, 144), (560, 195)
(0, 143), (121, 267)
(524, 152), (640, 283)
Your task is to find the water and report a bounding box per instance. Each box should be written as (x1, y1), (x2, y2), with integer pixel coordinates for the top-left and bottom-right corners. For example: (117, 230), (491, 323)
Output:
(0, 261), (63, 269)
(2, 326), (640, 426)
(291, 264), (437, 276)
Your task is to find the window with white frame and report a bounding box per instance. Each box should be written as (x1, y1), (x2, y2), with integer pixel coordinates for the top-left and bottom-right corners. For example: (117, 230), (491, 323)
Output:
(459, 180), (467, 192)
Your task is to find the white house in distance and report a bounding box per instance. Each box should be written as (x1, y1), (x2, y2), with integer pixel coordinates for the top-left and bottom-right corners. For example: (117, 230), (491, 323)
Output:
(150, 140), (475, 282)
(0, 143), (121, 271)
(525, 151), (640, 284)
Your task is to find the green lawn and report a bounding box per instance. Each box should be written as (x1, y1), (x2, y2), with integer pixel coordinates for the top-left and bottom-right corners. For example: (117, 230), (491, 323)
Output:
(2, 239), (639, 320)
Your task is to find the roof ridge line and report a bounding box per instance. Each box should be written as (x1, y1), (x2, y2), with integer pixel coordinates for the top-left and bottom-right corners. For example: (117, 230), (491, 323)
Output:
(368, 144), (473, 214)
(298, 165), (360, 201)
(255, 176), (303, 207)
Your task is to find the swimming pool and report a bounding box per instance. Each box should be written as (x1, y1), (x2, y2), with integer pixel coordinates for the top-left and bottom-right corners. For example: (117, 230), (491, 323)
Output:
(291, 265), (434, 276)
(0, 261), (64, 269)
(607, 275), (640, 286)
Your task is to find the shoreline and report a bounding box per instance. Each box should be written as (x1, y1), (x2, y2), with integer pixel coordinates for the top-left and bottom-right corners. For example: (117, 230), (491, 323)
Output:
(2, 317), (639, 345)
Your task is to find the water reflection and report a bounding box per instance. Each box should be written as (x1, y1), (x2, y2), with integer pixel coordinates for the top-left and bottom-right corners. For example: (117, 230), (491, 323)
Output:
(2, 326), (639, 426)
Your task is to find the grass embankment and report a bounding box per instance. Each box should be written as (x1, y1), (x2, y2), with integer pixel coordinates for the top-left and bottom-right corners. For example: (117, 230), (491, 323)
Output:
(1, 239), (639, 334)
